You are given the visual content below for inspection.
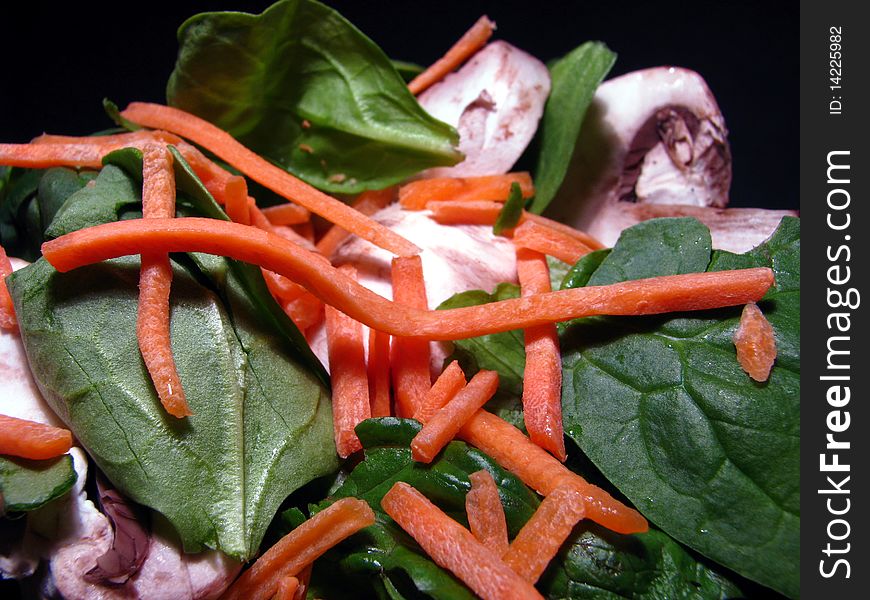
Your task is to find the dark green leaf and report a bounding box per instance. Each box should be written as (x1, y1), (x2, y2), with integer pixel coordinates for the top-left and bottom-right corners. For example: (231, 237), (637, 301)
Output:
(37, 168), (95, 234)
(0, 168), (45, 260)
(166, 0), (461, 194)
(530, 42), (616, 214)
(561, 217), (799, 597)
(7, 256), (338, 560)
(0, 454), (77, 513)
(493, 182), (525, 235)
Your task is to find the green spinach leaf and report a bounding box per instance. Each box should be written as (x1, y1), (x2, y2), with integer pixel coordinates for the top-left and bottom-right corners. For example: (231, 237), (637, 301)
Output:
(166, 0), (461, 194)
(493, 182), (525, 235)
(560, 217), (799, 597)
(315, 418), (740, 599)
(530, 42), (616, 214)
(0, 454), (77, 513)
(7, 255), (338, 560)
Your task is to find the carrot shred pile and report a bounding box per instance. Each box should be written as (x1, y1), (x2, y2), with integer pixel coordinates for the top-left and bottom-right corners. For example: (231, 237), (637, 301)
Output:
(137, 143), (192, 418)
(407, 15), (497, 96)
(221, 497), (374, 600)
(0, 414), (73, 460)
(273, 576), (299, 600)
(261, 203), (311, 226)
(414, 359), (467, 423)
(316, 188), (394, 257)
(381, 481), (543, 600)
(324, 265), (371, 458)
(390, 255), (432, 416)
(515, 247), (566, 461)
(400, 172), (533, 210)
(367, 328), (392, 417)
(0, 243), (17, 331)
(466, 470), (510, 557)
(733, 302), (777, 381)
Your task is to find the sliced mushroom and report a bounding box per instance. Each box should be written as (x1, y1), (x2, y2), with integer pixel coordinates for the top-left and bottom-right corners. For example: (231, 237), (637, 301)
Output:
(307, 203), (517, 375)
(418, 40), (551, 178)
(547, 67), (796, 252)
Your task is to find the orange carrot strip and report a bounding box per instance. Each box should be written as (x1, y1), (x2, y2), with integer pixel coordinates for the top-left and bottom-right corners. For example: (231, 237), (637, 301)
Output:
(381, 482), (543, 600)
(414, 360), (467, 423)
(390, 255), (432, 417)
(284, 292), (324, 333)
(426, 200), (503, 226)
(315, 188), (394, 257)
(411, 370), (499, 463)
(459, 410), (647, 534)
(516, 248), (566, 461)
(41, 219), (775, 341)
(1, 130), (182, 169)
(273, 576), (299, 600)
(733, 302), (777, 382)
(0, 244), (17, 331)
(291, 221), (315, 244)
(502, 484), (587, 582)
(325, 265), (371, 458)
(120, 102), (420, 257)
(465, 470), (509, 557)
(138, 144), (191, 418)
(513, 220), (593, 265)
(221, 498), (375, 600)
(223, 175), (251, 225)
(261, 203), (311, 226)
(400, 172), (533, 210)
(263, 269), (307, 304)
(407, 16), (496, 96)
(173, 141), (238, 204)
(0, 414), (73, 460)
(367, 328), (392, 417)
(522, 212), (605, 251)
(293, 565), (312, 600)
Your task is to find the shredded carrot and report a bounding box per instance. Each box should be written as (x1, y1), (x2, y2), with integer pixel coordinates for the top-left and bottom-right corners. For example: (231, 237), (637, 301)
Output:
(292, 565), (312, 600)
(29, 130), (182, 147)
(426, 200), (504, 226)
(733, 302), (777, 382)
(516, 248), (566, 461)
(367, 328), (392, 417)
(283, 292), (324, 333)
(502, 484), (586, 582)
(414, 360), (466, 423)
(390, 255), (432, 417)
(273, 576), (299, 600)
(0, 414), (73, 460)
(263, 270), (307, 304)
(137, 144), (191, 418)
(400, 172), (533, 210)
(513, 220), (593, 266)
(221, 498), (375, 600)
(425, 201), (605, 250)
(315, 188), (394, 257)
(407, 16), (497, 96)
(459, 410), (647, 534)
(119, 102), (420, 257)
(411, 370), (498, 463)
(325, 265), (371, 458)
(223, 175), (250, 225)
(291, 221), (315, 244)
(382, 482), (543, 600)
(261, 203), (311, 226)
(41, 218), (775, 342)
(0, 244), (17, 331)
(465, 470), (509, 557)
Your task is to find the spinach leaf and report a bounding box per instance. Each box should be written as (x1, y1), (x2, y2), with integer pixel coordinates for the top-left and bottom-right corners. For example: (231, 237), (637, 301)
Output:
(530, 42), (616, 214)
(493, 182), (525, 235)
(315, 418), (740, 599)
(560, 217), (800, 598)
(7, 255), (338, 560)
(0, 168), (45, 260)
(166, 0), (461, 194)
(0, 454), (77, 513)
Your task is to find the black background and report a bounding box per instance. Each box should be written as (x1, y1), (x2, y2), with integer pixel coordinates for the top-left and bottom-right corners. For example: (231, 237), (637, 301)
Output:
(1, 0), (797, 211)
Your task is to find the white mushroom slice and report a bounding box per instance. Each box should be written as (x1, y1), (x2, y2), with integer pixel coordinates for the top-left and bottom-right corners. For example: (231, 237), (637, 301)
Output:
(418, 40), (550, 177)
(308, 203), (516, 375)
(547, 66), (796, 251)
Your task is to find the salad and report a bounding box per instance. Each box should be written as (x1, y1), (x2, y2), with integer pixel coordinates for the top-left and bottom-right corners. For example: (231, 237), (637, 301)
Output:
(0, 1), (799, 599)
